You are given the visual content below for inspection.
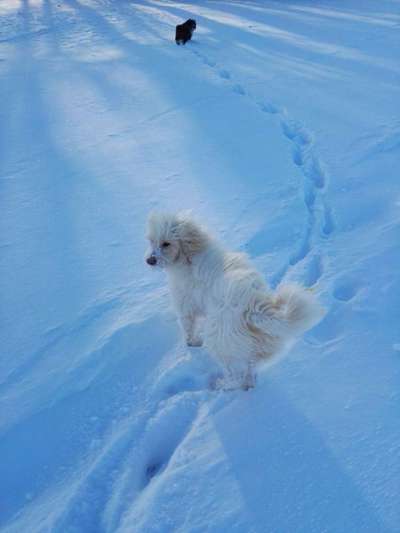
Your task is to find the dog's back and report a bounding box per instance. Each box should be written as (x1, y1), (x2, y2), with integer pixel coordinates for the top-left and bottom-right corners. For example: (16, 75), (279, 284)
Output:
(175, 19), (196, 45)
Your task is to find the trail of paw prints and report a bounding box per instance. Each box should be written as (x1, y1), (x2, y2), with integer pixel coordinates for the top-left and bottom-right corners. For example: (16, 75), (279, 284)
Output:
(271, 109), (338, 287)
(99, 346), (220, 530)
(51, 372), (208, 533)
(190, 47), (335, 287)
(263, 116), (329, 288)
(192, 49), (246, 96)
(256, 104), (335, 285)
(280, 115), (326, 189)
(46, 337), (215, 532)
(101, 392), (204, 531)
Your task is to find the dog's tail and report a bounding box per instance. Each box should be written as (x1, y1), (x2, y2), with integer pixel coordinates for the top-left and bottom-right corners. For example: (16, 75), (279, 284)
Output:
(273, 284), (324, 335)
(250, 284), (324, 339)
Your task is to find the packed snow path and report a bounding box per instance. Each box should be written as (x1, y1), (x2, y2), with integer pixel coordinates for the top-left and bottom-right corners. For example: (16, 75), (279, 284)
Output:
(1, 0), (399, 531)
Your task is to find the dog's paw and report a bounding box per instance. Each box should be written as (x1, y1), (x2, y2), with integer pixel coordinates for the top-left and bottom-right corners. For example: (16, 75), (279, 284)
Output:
(211, 372), (257, 392)
(186, 336), (203, 347)
(242, 370), (257, 391)
(241, 380), (256, 391)
(211, 376), (239, 392)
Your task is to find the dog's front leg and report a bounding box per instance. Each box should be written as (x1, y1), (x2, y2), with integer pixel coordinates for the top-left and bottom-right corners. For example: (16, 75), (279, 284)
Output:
(180, 313), (203, 347)
(172, 287), (203, 347)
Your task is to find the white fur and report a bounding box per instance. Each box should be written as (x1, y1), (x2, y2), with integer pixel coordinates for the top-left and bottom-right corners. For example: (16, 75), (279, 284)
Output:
(146, 212), (324, 390)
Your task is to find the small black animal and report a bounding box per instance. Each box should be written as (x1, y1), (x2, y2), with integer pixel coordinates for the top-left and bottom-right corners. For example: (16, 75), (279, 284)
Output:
(175, 19), (196, 45)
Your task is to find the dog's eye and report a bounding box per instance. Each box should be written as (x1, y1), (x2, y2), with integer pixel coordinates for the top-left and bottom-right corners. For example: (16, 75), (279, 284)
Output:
(162, 242), (171, 248)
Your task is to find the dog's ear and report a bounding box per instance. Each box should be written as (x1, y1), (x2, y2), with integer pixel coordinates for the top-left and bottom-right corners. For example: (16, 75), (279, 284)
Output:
(176, 214), (209, 261)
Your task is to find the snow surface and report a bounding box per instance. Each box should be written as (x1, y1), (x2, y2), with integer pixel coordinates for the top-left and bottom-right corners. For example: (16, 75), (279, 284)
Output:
(1, 0), (400, 531)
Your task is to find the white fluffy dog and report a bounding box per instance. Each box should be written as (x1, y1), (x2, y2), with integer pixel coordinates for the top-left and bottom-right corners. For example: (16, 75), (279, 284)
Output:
(145, 212), (323, 390)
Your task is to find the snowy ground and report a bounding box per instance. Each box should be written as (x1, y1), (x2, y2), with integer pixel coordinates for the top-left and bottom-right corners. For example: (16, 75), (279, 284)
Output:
(1, 0), (400, 531)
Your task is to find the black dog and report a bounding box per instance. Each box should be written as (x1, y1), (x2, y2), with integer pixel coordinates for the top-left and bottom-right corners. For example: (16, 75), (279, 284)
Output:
(175, 19), (196, 45)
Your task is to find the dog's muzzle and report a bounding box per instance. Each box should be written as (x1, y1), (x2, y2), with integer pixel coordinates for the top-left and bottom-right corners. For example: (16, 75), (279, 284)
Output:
(146, 255), (157, 266)
(146, 247), (162, 266)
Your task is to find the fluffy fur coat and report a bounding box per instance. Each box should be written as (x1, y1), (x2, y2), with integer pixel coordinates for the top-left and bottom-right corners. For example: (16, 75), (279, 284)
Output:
(146, 212), (323, 389)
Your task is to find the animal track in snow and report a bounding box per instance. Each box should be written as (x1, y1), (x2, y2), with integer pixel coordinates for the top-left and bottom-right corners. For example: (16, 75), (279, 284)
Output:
(289, 232), (312, 267)
(303, 155), (326, 189)
(322, 202), (335, 236)
(190, 47), (335, 285)
(333, 280), (359, 302)
(102, 392), (204, 531)
(144, 461), (163, 485)
(281, 118), (312, 146)
(280, 118), (326, 189)
(304, 254), (323, 287)
(139, 394), (200, 485)
(201, 56), (216, 67)
(218, 69), (231, 80)
(292, 145), (304, 166)
(304, 181), (316, 211)
(275, 114), (332, 279)
(233, 83), (246, 96)
(257, 101), (280, 114)
(191, 50), (215, 68)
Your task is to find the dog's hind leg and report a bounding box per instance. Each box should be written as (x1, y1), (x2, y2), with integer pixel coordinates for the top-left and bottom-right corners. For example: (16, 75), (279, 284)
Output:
(213, 361), (256, 391)
(242, 359), (257, 390)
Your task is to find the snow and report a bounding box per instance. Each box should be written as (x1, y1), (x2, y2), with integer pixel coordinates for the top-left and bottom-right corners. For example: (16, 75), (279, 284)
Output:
(1, 0), (399, 531)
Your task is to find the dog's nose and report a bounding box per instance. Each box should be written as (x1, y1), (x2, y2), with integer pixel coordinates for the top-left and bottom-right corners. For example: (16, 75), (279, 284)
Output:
(146, 256), (157, 266)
